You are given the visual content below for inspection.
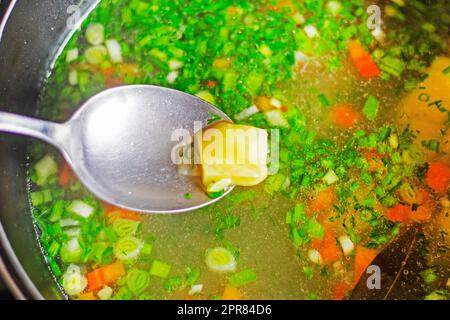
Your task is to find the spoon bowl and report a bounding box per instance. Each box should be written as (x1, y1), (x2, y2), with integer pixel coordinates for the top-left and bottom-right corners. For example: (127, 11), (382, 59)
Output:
(0, 85), (233, 213)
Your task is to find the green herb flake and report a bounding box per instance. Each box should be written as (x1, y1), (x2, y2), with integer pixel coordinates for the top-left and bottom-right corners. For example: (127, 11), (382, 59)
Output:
(362, 96), (380, 121)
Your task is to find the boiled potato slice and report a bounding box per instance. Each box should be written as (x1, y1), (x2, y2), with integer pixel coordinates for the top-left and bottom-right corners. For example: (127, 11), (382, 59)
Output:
(398, 56), (450, 141)
(195, 122), (268, 188)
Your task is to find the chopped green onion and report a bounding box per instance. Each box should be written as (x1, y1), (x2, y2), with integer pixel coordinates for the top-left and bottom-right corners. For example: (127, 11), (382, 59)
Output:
(421, 268), (438, 285)
(389, 134), (399, 149)
(362, 96), (380, 121)
(264, 173), (287, 195)
(149, 260), (171, 278)
(205, 247), (236, 273)
(264, 109), (289, 128)
(49, 200), (65, 222)
(228, 269), (257, 287)
(67, 200), (95, 219)
(338, 235), (354, 256)
(68, 70), (78, 86)
(47, 241), (61, 257)
(97, 286), (113, 300)
(380, 55), (405, 78)
(307, 249), (322, 265)
(114, 236), (143, 261)
(234, 105), (259, 121)
(195, 90), (215, 105)
(34, 154), (58, 186)
(323, 169), (339, 185)
(424, 290), (447, 300)
(186, 267), (201, 286)
(326, 1), (343, 16)
(163, 275), (184, 293)
(207, 178), (232, 193)
(317, 93), (330, 107)
(442, 66), (450, 75)
(66, 48), (79, 63)
(85, 45), (107, 65)
(245, 72), (264, 96)
(126, 269), (150, 294)
(421, 139), (440, 152)
(105, 39), (123, 63)
(258, 44), (272, 58)
(188, 284), (204, 295)
(62, 264), (87, 296)
(86, 23), (105, 45)
(112, 219), (140, 237)
(30, 189), (53, 206)
(169, 59), (183, 70)
(60, 238), (83, 263)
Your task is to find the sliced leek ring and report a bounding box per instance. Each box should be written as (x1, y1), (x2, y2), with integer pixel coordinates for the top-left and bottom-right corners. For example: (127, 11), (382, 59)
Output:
(205, 247), (237, 273)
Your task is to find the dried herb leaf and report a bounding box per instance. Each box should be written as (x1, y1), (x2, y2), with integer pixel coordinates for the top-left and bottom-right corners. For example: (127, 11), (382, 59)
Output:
(351, 226), (427, 300)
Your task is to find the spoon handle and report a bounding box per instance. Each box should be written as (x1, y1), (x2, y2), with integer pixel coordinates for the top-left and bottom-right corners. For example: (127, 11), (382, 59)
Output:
(0, 111), (64, 148)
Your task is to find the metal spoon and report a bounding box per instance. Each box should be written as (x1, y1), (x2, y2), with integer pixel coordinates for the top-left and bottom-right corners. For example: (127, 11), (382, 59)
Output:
(0, 85), (233, 213)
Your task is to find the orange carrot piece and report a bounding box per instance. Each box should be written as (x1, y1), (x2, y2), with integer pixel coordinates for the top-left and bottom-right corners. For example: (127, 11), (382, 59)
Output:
(101, 261), (125, 284)
(426, 162), (450, 194)
(103, 203), (142, 223)
(387, 198), (434, 224)
(222, 285), (241, 300)
(58, 162), (75, 187)
(348, 40), (380, 79)
(87, 261), (125, 291)
(354, 246), (377, 284)
(87, 269), (104, 291)
(308, 188), (335, 214)
(410, 203), (433, 223)
(332, 281), (353, 300)
(387, 204), (412, 223)
(330, 105), (360, 129)
(78, 292), (97, 300)
(312, 226), (341, 264)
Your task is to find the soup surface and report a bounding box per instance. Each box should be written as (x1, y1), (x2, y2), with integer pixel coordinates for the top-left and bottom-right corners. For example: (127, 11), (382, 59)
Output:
(29, 0), (450, 300)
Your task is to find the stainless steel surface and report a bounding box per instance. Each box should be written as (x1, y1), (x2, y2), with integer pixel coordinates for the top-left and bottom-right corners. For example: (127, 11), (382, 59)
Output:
(0, 0), (99, 300)
(0, 85), (233, 213)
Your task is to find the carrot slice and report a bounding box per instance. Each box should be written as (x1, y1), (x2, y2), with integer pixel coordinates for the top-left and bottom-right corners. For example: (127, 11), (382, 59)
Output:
(312, 225), (341, 264)
(308, 188), (335, 214)
(101, 261), (126, 284)
(103, 203), (142, 222)
(332, 281), (353, 300)
(387, 199), (434, 224)
(87, 269), (104, 291)
(387, 204), (411, 223)
(410, 202), (433, 223)
(58, 162), (75, 187)
(354, 246), (377, 284)
(348, 40), (380, 79)
(426, 162), (450, 194)
(330, 105), (360, 129)
(222, 285), (241, 300)
(87, 261), (125, 291)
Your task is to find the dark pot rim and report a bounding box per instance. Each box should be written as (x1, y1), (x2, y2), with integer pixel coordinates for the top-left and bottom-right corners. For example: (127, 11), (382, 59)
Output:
(0, 0), (43, 300)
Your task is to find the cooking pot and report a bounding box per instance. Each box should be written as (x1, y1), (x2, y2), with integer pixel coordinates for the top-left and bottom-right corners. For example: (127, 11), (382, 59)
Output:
(0, 0), (99, 300)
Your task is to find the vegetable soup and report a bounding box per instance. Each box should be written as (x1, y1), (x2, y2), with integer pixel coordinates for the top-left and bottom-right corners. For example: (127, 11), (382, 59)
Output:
(29, 0), (450, 300)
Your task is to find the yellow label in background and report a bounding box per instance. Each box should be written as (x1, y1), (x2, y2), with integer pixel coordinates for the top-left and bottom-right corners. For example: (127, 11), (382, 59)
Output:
(196, 122), (268, 187)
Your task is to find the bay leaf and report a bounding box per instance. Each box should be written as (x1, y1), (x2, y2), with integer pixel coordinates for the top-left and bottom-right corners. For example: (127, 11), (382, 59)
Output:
(351, 226), (427, 300)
